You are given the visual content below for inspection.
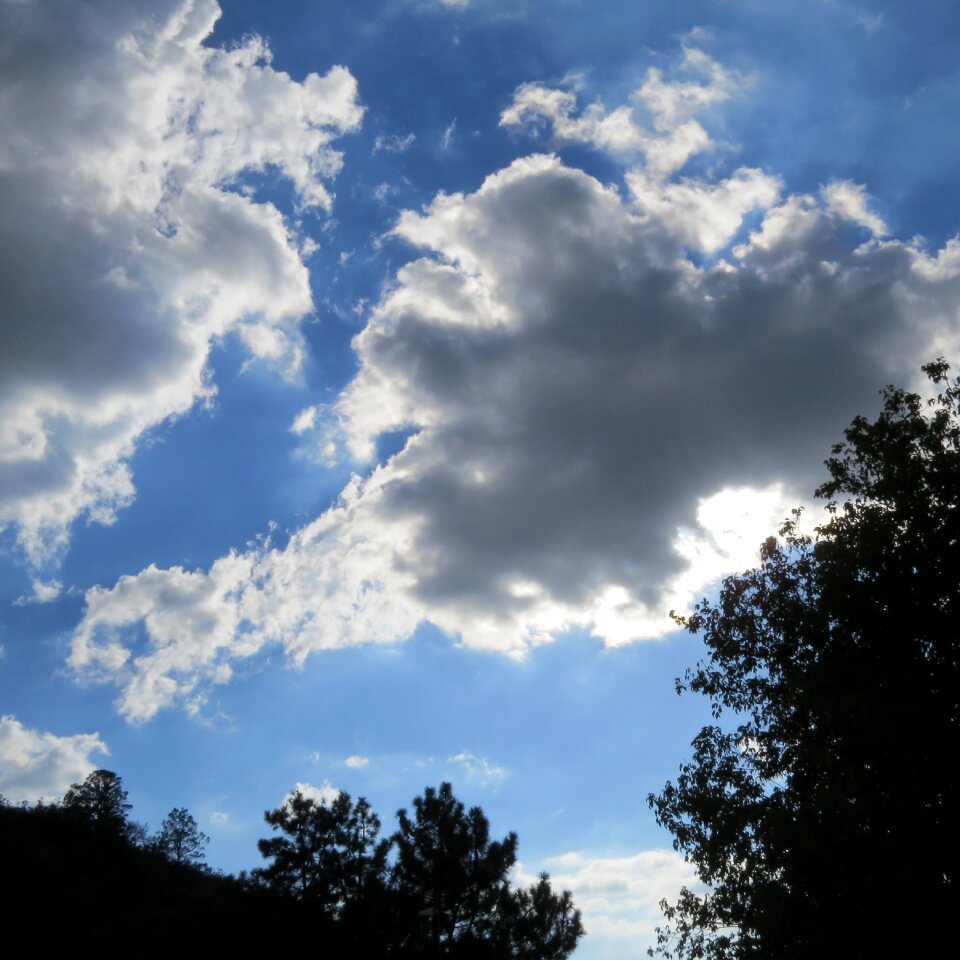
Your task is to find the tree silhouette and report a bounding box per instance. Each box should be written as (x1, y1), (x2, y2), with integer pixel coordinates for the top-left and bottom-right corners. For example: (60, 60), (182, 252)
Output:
(648, 361), (960, 959)
(256, 788), (388, 920)
(154, 807), (209, 866)
(500, 873), (585, 960)
(61, 769), (132, 837)
(392, 782), (583, 959)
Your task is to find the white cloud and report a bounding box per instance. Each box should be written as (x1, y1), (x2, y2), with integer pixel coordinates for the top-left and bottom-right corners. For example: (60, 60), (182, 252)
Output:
(67, 49), (960, 721)
(821, 180), (887, 237)
(291, 405), (320, 434)
(515, 849), (703, 959)
(501, 47), (740, 177)
(448, 752), (507, 785)
(0, 0), (362, 564)
(344, 754), (370, 769)
(374, 181), (396, 204)
(288, 780), (341, 807)
(441, 118), (458, 150)
(14, 578), (63, 606)
(210, 810), (230, 825)
(502, 49), (779, 254)
(0, 715), (109, 804)
(373, 132), (416, 154)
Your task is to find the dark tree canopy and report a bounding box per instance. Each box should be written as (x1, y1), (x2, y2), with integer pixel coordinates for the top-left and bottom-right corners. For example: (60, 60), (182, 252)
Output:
(62, 769), (133, 837)
(154, 807), (209, 866)
(255, 788), (389, 918)
(391, 782), (583, 960)
(254, 780), (583, 959)
(648, 361), (960, 958)
(392, 781), (520, 953)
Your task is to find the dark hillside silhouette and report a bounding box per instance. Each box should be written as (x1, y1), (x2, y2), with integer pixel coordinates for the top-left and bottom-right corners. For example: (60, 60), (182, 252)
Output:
(2, 772), (583, 959)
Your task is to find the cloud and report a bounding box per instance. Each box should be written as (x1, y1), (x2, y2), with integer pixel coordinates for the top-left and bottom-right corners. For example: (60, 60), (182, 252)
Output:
(343, 754), (370, 769)
(821, 180), (887, 237)
(288, 780), (341, 806)
(448, 752), (507, 785)
(441, 118), (458, 150)
(501, 47), (741, 177)
(0, 715), (109, 804)
(373, 132), (416, 154)
(210, 810), (230, 825)
(0, 0), (362, 564)
(291, 406), (320, 435)
(67, 48), (960, 721)
(502, 49), (780, 254)
(14, 578), (63, 606)
(515, 849), (703, 959)
(855, 10), (884, 33)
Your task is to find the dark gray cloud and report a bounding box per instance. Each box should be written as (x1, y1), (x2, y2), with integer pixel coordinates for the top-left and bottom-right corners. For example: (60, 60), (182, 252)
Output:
(344, 156), (943, 615)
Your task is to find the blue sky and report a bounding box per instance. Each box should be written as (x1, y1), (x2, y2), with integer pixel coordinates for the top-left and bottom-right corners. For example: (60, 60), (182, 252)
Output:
(2, 1), (959, 955)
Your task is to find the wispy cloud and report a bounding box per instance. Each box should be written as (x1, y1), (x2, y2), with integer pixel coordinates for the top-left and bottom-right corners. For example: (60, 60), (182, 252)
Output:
(448, 752), (507, 786)
(441, 118), (458, 150)
(373, 132), (416, 154)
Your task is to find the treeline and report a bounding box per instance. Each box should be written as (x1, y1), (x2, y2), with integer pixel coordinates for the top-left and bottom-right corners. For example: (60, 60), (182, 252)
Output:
(1, 772), (582, 959)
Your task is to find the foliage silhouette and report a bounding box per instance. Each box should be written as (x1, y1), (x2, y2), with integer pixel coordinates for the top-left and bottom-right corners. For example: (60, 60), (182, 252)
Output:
(648, 360), (960, 959)
(6, 773), (581, 956)
(154, 807), (210, 866)
(255, 787), (389, 920)
(499, 872), (585, 960)
(62, 768), (133, 837)
(391, 782), (583, 959)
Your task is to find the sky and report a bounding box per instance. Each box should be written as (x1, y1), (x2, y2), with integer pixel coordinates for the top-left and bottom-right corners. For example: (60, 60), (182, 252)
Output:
(2, 0), (959, 955)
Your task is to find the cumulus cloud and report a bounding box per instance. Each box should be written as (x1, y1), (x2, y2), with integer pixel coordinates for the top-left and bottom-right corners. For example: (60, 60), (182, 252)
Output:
(502, 49), (779, 254)
(344, 754), (370, 769)
(515, 849), (703, 959)
(68, 46), (960, 721)
(0, 0), (362, 564)
(0, 715), (109, 804)
(448, 752), (507, 785)
(501, 47), (740, 177)
(288, 780), (341, 806)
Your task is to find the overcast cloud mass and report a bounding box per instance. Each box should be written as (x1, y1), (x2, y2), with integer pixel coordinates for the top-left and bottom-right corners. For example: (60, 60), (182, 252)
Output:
(3, 3), (959, 957)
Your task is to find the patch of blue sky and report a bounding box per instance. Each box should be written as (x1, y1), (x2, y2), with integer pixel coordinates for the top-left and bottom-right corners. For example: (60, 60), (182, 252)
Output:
(84, 619), (714, 877)
(58, 335), (346, 580)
